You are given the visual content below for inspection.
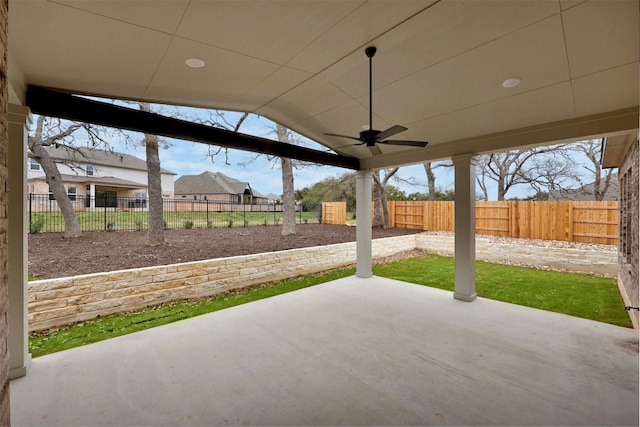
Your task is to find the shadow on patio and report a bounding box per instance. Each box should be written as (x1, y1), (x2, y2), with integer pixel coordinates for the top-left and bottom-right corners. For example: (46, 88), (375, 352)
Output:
(10, 276), (639, 426)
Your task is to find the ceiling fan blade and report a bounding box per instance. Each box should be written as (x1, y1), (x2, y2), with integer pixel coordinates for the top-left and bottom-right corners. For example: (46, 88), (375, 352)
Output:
(380, 139), (429, 147)
(368, 144), (382, 156)
(323, 132), (363, 142)
(376, 125), (408, 140)
(334, 141), (366, 150)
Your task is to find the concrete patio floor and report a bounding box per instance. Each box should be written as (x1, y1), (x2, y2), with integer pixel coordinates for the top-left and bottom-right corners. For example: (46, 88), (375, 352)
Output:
(10, 276), (639, 426)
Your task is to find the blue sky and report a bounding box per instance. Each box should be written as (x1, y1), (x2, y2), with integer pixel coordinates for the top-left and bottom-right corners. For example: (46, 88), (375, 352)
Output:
(108, 109), (459, 199)
(81, 102), (584, 200)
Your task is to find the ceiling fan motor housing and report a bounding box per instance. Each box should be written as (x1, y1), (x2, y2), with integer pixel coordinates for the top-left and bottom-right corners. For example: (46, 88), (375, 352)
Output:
(360, 129), (381, 146)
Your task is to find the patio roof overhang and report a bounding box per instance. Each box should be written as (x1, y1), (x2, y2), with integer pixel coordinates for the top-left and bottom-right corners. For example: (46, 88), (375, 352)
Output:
(26, 86), (360, 170)
(8, 1), (639, 165)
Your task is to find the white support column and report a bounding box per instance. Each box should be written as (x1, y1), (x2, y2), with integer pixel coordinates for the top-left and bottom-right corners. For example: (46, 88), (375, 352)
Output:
(452, 153), (477, 302)
(89, 183), (96, 209)
(8, 104), (32, 378)
(355, 170), (373, 278)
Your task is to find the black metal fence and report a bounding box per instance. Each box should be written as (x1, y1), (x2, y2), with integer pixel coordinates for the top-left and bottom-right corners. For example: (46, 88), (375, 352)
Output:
(27, 194), (322, 233)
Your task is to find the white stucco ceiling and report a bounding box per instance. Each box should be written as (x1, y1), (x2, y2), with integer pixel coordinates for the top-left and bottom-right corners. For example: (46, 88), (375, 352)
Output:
(8, 0), (639, 169)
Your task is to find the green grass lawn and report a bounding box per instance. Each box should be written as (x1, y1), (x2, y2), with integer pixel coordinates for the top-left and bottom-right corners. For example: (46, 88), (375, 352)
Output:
(29, 254), (631, 358)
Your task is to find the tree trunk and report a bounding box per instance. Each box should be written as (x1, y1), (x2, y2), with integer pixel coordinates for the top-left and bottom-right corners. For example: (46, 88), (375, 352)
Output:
(380, 185), (391, 229)
(276, 124), (296, 235)
(144, 133), (164, 245)
(29, 141), (82, 238)
(424, 162), (437, 201)
(138, 103), (165, 245)
(280, 157), (296, 235)
(497, 176), (506, 201)
(372, 171), (384, 227)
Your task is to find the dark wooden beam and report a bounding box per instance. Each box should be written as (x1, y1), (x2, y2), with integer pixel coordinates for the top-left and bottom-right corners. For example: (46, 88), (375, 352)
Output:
(26, 86), (360, 170)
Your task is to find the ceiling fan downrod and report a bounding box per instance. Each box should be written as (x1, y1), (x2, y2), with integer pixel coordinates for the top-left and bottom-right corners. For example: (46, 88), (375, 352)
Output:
(365, 46), (376, 134)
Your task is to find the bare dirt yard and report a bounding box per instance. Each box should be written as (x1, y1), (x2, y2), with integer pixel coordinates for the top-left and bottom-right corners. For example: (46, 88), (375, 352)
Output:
(29, 224), (422, 280)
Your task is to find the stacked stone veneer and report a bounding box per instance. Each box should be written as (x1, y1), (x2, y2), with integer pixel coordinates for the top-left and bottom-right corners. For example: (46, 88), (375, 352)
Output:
(0, 0), (10, 422)
(29, 233), (618, 332)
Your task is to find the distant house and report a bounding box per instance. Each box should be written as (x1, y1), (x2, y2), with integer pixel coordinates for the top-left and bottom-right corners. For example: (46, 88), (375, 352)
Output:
(174, 171), (268, 204)
(548, 173), (618, 201)
(27, 147), (176, 208)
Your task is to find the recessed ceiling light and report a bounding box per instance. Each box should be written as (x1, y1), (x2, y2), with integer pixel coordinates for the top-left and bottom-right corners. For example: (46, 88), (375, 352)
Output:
(502, 77), (522, 88)
(185, 58), (205, 68)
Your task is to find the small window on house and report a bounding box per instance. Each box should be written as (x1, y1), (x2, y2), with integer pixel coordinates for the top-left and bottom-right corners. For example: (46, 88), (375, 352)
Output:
(204, 196), (207, 201)
(194, 195), (197, 200)
(48, 192), (55, 201)
(162, 194), (170, 198)
(67, 186), (77, 201)
(29, 159), (41, 170)
(86, 164), (94, 176)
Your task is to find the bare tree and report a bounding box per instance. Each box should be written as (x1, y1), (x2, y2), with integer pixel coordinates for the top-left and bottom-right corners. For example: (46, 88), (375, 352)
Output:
(568, 139), (617, 201)
(372, 168), (399, 228)
(276, 124), (296, 235)
(423, 161), (452, 201)
(475, 146), (567, 201)
(28, 116), (126, 238)
(28, 117), (84, 237)
(527, 149), (578, 200)
(137, 103), (165, 246)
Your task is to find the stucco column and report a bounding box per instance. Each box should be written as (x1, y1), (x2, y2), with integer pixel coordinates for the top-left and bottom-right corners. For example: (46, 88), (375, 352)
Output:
(452, 153), (477, 302)
(8, 104), (32, 378)
(355, 170), (373, 278)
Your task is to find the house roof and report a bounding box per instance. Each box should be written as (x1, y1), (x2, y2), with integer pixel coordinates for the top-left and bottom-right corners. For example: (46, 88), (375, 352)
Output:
(548, 172), (619, 201)
(28, 173), (148, 189)
(601, 134), (638, 168)
(44, 147), (175, 175)
(175, 172), (260, 196)
(8, 1), (638, 170)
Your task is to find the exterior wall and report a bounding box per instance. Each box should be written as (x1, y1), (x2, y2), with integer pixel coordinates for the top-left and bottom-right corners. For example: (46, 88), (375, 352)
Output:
(617, 139), (639, 328)
(27, 159), (175, 195)
(0, 0), (10, 421)
(27, 233), (617, 331)
(177, 193), (234, 203)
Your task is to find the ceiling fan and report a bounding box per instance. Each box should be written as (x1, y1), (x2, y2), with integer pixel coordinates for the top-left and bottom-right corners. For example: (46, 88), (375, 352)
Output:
(324, 46), (429, 155)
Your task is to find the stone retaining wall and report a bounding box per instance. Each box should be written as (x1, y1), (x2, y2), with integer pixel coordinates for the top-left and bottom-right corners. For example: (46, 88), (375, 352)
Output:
(415, 234), (617, 276)
(28, 235), (415, 331)
(28, 233), (615, 332)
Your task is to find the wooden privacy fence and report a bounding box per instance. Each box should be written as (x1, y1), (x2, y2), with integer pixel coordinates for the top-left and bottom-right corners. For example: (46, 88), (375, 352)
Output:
(322, 202), (346, 225)
(323, 201), (619, 245)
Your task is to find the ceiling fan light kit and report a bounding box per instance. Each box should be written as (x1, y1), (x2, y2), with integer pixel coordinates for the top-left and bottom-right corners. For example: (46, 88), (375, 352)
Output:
(325, 46), (429, 154)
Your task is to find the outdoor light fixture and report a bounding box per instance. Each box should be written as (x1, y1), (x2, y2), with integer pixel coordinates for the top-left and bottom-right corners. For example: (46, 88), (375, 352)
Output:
(185, 58), (205, 68)
(501, 77), (522, 88)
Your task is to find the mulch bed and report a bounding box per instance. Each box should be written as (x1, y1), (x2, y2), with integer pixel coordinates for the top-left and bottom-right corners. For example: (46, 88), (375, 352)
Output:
(29, 224), (421, 280)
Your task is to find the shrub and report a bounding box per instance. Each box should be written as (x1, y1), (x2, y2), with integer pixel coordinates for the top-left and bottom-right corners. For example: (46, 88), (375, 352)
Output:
(163, 220), (168, 230)
(263, 219), (268, 226)
(29, 216), (45, 233)
(206, 220), (213, 228)
(134, 220), (144, 231)
(183, 220), (194, 229)
(303, 218), (308, 224)
(227, 219), (234, 228)
(106, 221), (116, 232)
